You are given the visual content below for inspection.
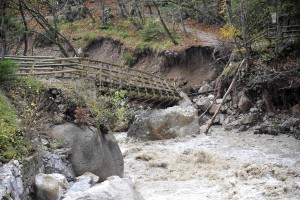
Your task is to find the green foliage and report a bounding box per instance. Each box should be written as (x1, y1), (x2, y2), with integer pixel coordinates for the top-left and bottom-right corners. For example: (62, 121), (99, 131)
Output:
(102, 29), (130, 39)
(139, 18), (165, 42)
(82, 32), (98, 42)
(1, 16), (25, 40)
(86, 90), (133, 130)
(123, 52), (137, 67)
(0, 59), (18, 83)
(220, 24), (239, 39)
(136, 42), (151, 53)
(9, 77), (44, 133)
(0, 92), (29, 162)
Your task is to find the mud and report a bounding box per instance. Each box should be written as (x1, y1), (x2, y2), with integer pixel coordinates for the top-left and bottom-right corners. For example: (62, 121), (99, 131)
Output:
(114, 126), (300, 200)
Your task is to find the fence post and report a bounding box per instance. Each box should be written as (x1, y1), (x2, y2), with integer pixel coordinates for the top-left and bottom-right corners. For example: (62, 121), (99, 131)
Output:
(29, 60), (36, 76)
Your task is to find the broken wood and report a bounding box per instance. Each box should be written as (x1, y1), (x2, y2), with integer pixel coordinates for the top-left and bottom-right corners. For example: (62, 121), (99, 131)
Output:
(204, 59), (245, 135)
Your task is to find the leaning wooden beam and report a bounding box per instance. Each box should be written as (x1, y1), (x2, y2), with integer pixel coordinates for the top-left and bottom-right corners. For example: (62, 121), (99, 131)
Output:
(204, 59), (245, 135)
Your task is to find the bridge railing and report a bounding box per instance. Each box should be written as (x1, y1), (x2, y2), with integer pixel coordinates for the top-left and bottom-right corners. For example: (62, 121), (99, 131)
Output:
(3, 55), (180, 105)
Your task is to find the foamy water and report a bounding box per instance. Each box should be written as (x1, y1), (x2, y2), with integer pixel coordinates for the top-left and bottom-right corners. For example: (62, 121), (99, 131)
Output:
(114, 126), (300, 200)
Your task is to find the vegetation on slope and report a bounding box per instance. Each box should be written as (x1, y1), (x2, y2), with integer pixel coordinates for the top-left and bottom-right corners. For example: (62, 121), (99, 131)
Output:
(0, 60), (30, 162)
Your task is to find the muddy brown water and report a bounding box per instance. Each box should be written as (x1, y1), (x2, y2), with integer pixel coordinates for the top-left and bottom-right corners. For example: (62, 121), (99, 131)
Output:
(114, 126), (300, 200)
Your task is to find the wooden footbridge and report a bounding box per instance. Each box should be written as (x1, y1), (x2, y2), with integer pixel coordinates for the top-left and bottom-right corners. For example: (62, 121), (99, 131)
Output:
(4, 55), (181, 106)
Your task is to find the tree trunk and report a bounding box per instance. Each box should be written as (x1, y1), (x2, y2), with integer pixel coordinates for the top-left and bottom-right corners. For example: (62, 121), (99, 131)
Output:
(99, 0), (106, 27)
(1, 0), (7, 59)
(179, 7), (187, 36)
(151, 0), (178, 45)
(19, 0), (28, 56)
(239, 0), (251, 70)
(84, 4), (96, 23)
(275, 0), (282, 57)
(123, 0), (142, 30)
(20, 0), (78, 57)
(116, 0), (126, 18)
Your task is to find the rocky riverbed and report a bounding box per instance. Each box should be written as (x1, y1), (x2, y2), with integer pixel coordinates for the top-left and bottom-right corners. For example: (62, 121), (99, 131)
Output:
(115, 127), (300, 200)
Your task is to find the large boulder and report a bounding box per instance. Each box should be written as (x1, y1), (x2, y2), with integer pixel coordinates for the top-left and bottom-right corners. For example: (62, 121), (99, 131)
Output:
(63, 176), (144, 200)
(128, 105), (199, 140)
(48, 123), (124, 181)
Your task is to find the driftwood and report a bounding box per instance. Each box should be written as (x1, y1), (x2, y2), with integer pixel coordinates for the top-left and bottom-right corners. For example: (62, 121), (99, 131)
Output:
(204, 59), (245, 135)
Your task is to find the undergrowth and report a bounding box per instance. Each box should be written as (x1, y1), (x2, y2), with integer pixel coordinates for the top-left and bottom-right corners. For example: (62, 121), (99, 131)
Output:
(48, 80), (134, 131)
(59, 16), (186, 54)
(0, 91), (30, 162)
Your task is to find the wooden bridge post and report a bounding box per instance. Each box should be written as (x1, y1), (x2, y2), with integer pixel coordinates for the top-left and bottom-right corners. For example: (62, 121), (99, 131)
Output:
(29, 60), (36, 76)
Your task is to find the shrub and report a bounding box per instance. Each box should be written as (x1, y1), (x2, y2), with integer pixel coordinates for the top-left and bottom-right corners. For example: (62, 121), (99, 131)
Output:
(220, 24), (239, 39)
(123, 52), (137, 67)
(139, 18), (165, 42)
(74, 107), (89, 125)
(0, 59), (18, 83)
(82, 32), (98, 42)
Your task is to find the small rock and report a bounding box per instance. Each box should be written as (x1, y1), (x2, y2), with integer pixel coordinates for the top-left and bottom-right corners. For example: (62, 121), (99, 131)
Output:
(81, 172), (100, 184)
(292, 104), (300, 116)
(42, 152), (76, 181)
(41, 138), (50, 147)
(282, 117), (300, 129)
(216, 98), (223, 104)
(237, 125), (248, 132)
(268, 112), (275, 117)
(225, 94), (232, 101)
(209, 103), (218, 114)
(256, 100), (264, 108)
(63, 176), (144, 200)
(250, 108), (258, 113)
(238, 94), (252, 113)
(35, 173), (67, 200)
(226, 109), (233, 115)
(240, 115), (254, 125)
(198, 84), (213, 93)
(196, 97), (212, 111)
(64, 175), (92, 197)
(72, 36), (82, 41)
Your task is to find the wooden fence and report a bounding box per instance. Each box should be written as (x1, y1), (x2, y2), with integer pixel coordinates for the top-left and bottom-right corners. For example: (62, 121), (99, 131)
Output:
(4, 55), (181, 106)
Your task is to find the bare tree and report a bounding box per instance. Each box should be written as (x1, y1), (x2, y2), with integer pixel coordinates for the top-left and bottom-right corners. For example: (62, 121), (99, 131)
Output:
(18, 0), (28, 55)
(99, 0), (106, 27)
(0, 0), (7, 58)
(19, 0), (78, 57)
(151, 0), (178, 45)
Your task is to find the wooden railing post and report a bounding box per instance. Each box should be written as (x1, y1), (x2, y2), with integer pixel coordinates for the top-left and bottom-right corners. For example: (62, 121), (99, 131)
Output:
(29, 60), (36, 76)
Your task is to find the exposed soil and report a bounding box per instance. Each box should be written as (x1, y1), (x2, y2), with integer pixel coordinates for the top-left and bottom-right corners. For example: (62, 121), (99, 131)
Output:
(114, 127), (300, 200)
(85, 38), (223, 91)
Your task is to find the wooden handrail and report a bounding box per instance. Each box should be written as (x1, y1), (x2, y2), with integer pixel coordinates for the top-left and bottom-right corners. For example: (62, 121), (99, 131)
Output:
(4, 55), (180, 104)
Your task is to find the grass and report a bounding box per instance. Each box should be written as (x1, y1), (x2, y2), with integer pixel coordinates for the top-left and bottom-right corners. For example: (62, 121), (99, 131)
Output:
(0, 91), (30, 162)
(59, 15), (193, 54)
